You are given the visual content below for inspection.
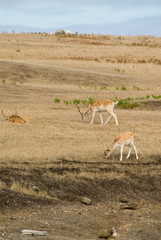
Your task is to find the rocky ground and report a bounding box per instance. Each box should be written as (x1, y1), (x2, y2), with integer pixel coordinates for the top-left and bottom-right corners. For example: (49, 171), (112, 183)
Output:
(0, 155), (161, 240)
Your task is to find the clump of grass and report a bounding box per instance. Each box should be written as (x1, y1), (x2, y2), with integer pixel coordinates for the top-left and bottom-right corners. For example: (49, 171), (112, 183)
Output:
(115, 85), (127, 90)
(116, 98), (141, 109)
(82, 100), (87, 104)
(2, 79), (6, 84)
(120, 85), (127, 91)
(73, 99), (80, 104)
(100, 85), (107, 90)
(138, 96), (145, 100)
(54, 98), (60, 103)
(64, 100), (69, 105)
(146, 95), (150, 99)
(133, 85), (140, 90)
(10, 181), (51, 199)
(152, 94), (161, 99)
(114, 68), (121, 72)
(88, 97), (94, 104)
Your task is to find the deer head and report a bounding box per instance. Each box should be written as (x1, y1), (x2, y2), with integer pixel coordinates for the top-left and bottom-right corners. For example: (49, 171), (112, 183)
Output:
(104, 146), (110, 158)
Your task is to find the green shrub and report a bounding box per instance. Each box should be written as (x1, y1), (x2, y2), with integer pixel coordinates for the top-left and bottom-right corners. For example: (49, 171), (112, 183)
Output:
(88, 97), (94, 104)
(64, 100), (69, 105)
(73, 99), (80, 104)
(146, 95), (150, 99)
(152, 94), (161, 99)
(54, 98), (60, 103)
(100, 85), (107, 90)
(82, 100), (87, 104)
(2, 79), (6, 84)
(121, 86), (127, 91)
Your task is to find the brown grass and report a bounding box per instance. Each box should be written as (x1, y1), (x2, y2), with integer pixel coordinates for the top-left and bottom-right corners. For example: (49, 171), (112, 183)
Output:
(0, 33), (160, 193)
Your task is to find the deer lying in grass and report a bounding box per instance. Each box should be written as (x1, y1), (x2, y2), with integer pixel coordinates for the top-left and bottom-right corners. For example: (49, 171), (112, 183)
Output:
(2, 110), (28, 124)
(104, 132), (138, 161)
(75, 100), (118, 125)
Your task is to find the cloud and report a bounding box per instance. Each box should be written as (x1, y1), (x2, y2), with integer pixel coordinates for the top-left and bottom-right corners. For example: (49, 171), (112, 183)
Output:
(0, 0), (161, 36)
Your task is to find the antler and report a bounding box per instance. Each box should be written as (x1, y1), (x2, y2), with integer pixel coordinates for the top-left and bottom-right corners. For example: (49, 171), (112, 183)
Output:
(1, 110), (9, 118)
(74, 103), (84, 121)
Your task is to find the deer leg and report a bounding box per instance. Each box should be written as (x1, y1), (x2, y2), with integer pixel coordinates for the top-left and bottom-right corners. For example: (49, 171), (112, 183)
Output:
(99, 112), (104, 125)
(104, 113), (111, 125)
(110, 112), (118, 126)
(127, 145), (132, 158)
(120, 146), (124, 161)
(83, 109), (91, 122)
(131, 143), (139, 159)
(90, 110), (96, 124)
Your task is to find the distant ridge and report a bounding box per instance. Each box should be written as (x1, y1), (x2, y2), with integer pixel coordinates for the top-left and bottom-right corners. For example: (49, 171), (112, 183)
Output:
(0, 25), (57, 33)
(0, 16), (161, 36)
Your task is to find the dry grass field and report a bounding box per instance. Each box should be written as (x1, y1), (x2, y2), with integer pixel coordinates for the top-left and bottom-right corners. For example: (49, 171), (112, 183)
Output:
(0, 33), (161, 239)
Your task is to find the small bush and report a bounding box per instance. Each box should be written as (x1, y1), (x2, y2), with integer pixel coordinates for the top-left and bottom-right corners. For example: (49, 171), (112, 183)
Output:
(88, 97), (94, 104)
(152, 94), (161, 99)
(100, 85), (107, 90)
(121, 86), (127, 91)
(54, 98), (60, 103)
(2, 79), (6, 84)
(64, 100), (69, 105)
(82, 100), (87, 104)
(73, 99), (80, 104)
(146, 95), (150, 99)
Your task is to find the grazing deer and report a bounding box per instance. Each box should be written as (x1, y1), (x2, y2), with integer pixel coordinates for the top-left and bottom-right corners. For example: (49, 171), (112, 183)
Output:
(104, 132), (138, 161)
(75, 100), (118, 125)
(2, 110), (28, 124)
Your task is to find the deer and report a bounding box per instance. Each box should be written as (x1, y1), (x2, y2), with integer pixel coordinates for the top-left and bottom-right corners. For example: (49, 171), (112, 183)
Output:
(104, 132), (138, 161)
(2, 110), (28, 124)
(75, 100), (118, 125)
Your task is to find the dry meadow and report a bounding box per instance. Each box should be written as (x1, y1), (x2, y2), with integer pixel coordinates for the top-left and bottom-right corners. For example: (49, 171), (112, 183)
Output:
(0, 33), (161, 239)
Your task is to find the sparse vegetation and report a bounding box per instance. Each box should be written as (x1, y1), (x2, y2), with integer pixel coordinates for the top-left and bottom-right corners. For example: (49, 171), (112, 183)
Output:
(116, 98), (141, 109)
(88, 97), (94, 104)
(133, 85), (141, 90)
(64, 100), (69, 105)
(120, 85), (127, 91)
(78, 85), (108, 91)
(54, 98), (60, 103)
(152, 94), (161, 99)
(73, 99), (80, 104)
(55, 93), (160, 110)
(114, 68), (121, 72)
(2, 79), (6, 84)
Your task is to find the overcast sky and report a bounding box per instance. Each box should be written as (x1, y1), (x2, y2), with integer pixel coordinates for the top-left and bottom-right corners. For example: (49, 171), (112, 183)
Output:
(0, 0), (161, 36)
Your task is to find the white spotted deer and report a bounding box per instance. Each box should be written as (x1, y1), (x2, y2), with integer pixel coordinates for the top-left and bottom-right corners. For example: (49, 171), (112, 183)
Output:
(104, 132), (138, 161)
(75, 100), (118, 125)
